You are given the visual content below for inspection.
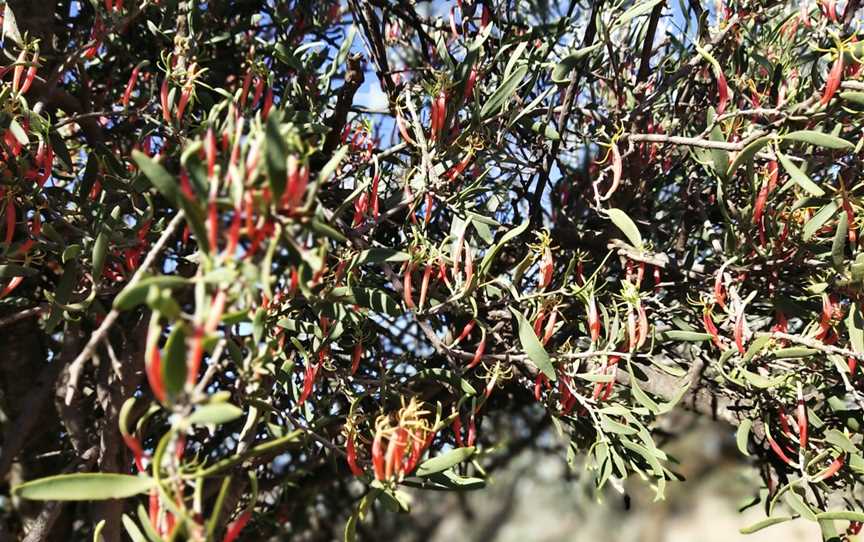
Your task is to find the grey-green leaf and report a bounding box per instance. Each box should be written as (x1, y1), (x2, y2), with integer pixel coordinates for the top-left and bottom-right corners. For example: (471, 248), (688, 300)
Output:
(782, 131), (854, 150)
(13, 473), (156, 501)
(415, 447), (475, 476)
(510, 308), (556, 381)
(187, 403), (244, 426)
(778, 151), (824, 197)
(607, 208), (643, 249)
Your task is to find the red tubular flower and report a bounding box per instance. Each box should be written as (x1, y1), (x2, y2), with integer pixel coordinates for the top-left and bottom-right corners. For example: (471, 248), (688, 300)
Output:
(11, 49), (26, 93)
(0, 277), (24, 299)
(186, 329), (205, 386)
(843, 196), (857, 245)
(627, 308), (637, 351)
(481, 4), (491, 28)
(352, 192), (369, 227)
(533, 309), (546, 337)
(262, 87), (274, 119)
(351, 341), (363, 375)
(715, 69), (729, 114)
(703, 310), (723, 349)
(466, 415), (476, 447)
(160, 77), (171, 123)
(636, 303), (648, 348)
(371, 173), (380, 219)
(122, 65), (142, 108)
(734, 305), (747, 354)
(223, 511), (252, 542)
(817, 455), (845, 481)
(371, 429), (386, 480)
(251, 76), (265, 109)
(122, 435), (146, 472)
(403, 262), (415, 309)
(146, 346), (166, 403)
(766, 430), (794, 465)
(346, 433), (363, 476)
(225, 209), (242, 256)
(539, 246), (553, 289)
(821, 54), (844, 106)
(467, 334), (486, 369)
(19, 51), (38, 95)
(206, 128), (217, 178)
(542, 310), (557, 345)
(588, 296), (600, 343)
(849, 356), (858, 376)
(534, 373), (548, 401)
(396, 112), (415, 145)
(452, 415), (464, 447)
(384, 427), (409, 479)
(240, 69), (253, 109)
(455, 319), (475, 345)
(434, 90), (447, 142)
(797, 396), (808, 450)
(419, 263), (433, 310)
(299, 356), (322, 405)
(149, 490), (159, 532)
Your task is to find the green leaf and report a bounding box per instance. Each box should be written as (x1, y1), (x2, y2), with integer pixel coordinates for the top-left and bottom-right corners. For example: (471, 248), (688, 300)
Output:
(351, 288), (400, 316)
(739, 516), (795, 534)
(550, 44), (602, 83)
(847, 303), (864, 354)
(187, 403), (244, 426)
(614, 0), (664, 27)
(817, 511), (864, 522)
(832, 211), (848, 269)
(823, 429), (857, 453)
(122, 514), (148, 542)
(628, 368), (660, 414)
(92, 231), (108, 284)
(510, 308), (556, 381)
(778, 151), (824, 197)
(726, 136), (772, 178)
(416, 447), (475, 476)
(132, 151), (180, 205)
(2, 4), (23, 45)
(162, 324), (188, 397)
(606, 208), (643, 249)
(480, 65), (529, 119)
(265, 113), (289, 200)
(784, 490), (817, 521)
(782, 131), (854, 150)
(802, 202), (838, 241)
(736, 419), (752, 457)
(356, 248), (409, 265)
(479, 220), (529, 277)
(113, 276), (190, 310)
(0, 264), (37, 278)
(840, 91), (864, 105)
(657, 330), (711, 342)
(13, 473), (155, 501)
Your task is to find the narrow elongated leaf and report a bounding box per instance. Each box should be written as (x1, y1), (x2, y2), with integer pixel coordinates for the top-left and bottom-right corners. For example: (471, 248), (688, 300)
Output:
(778, 151), (824, 197)
(162, 324), (188, 397)
(817, 511), (864, 522)
(14, 473), (155, 501)
(726, 136), (772, 177)
(480, 65), (529, 118)
(614, 0), (664, 27)
(510, 308), (556, 380)
(551, 43), (602, 83)
(739, 516), (795, 534)
(606, 208), (643, 249)
(736, 419), (752, 456)
(188, 403), (244, 425)
(802, 202), (838, 241)
(265, 114), (289, 200)
(847, 303), (864, 354)
(132, 151), (180, 204)
(92, 231), (108, 284)
(479, 220), (529, 277)
(416, 447), (475, 476)
(782, 131), (853, 150)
